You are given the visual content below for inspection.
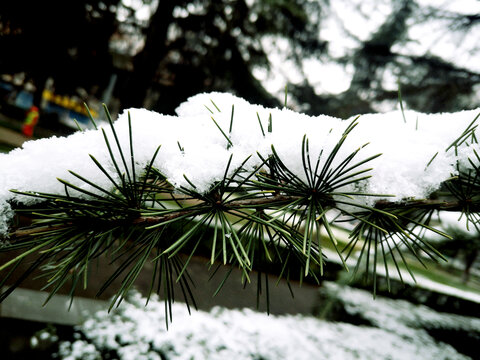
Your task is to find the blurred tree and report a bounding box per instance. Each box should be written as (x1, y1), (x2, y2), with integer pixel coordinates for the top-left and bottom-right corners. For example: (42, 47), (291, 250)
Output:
(119, 0), (326, 114)
(118, 0), (480, 117)
(2, 0), (479, 120)
(290, 0), (480, 117)
(0, 0), (119, 106)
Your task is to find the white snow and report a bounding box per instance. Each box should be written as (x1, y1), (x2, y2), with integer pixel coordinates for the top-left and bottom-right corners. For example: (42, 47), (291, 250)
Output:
(323, 281), (480, 341)
(56, 288), (474, 360)
(1, 92), (479, 235)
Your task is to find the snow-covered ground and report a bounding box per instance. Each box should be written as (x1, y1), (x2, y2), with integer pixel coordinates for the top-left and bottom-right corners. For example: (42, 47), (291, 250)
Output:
(53, 283), (478, 360)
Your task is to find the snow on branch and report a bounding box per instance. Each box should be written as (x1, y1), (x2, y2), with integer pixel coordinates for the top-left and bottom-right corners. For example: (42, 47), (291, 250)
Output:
(1, 92), (478, 235)
(2, 91), (480, 308)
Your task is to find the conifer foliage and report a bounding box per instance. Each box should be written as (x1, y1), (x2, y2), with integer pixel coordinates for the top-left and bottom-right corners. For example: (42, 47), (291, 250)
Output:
(1, 94), (479, 317)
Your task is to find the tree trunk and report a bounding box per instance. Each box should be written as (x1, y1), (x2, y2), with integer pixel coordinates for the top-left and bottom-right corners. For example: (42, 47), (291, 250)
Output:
(122, 0), (176, 109)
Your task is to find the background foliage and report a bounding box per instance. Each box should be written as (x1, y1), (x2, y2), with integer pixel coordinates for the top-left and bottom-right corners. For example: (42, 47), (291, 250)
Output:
(1, 0), (480, 116)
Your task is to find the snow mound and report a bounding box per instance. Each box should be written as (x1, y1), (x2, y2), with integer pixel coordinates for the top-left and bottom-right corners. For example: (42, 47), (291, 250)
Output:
(56, 289), (471, 360)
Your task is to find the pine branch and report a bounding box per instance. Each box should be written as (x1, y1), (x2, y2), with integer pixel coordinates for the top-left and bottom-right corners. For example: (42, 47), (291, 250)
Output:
(8, 196), (479, 241)
(2, 97), (480, 316)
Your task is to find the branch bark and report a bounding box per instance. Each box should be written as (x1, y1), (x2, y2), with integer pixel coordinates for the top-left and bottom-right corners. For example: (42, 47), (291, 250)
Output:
(7, 195), (475, 240)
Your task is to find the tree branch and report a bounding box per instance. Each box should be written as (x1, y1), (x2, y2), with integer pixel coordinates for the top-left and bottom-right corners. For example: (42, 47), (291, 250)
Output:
(6, 195), (476, 241)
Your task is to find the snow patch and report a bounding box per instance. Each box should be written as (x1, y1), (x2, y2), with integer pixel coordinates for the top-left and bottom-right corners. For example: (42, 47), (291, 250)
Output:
(56, 288), (473, 360)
